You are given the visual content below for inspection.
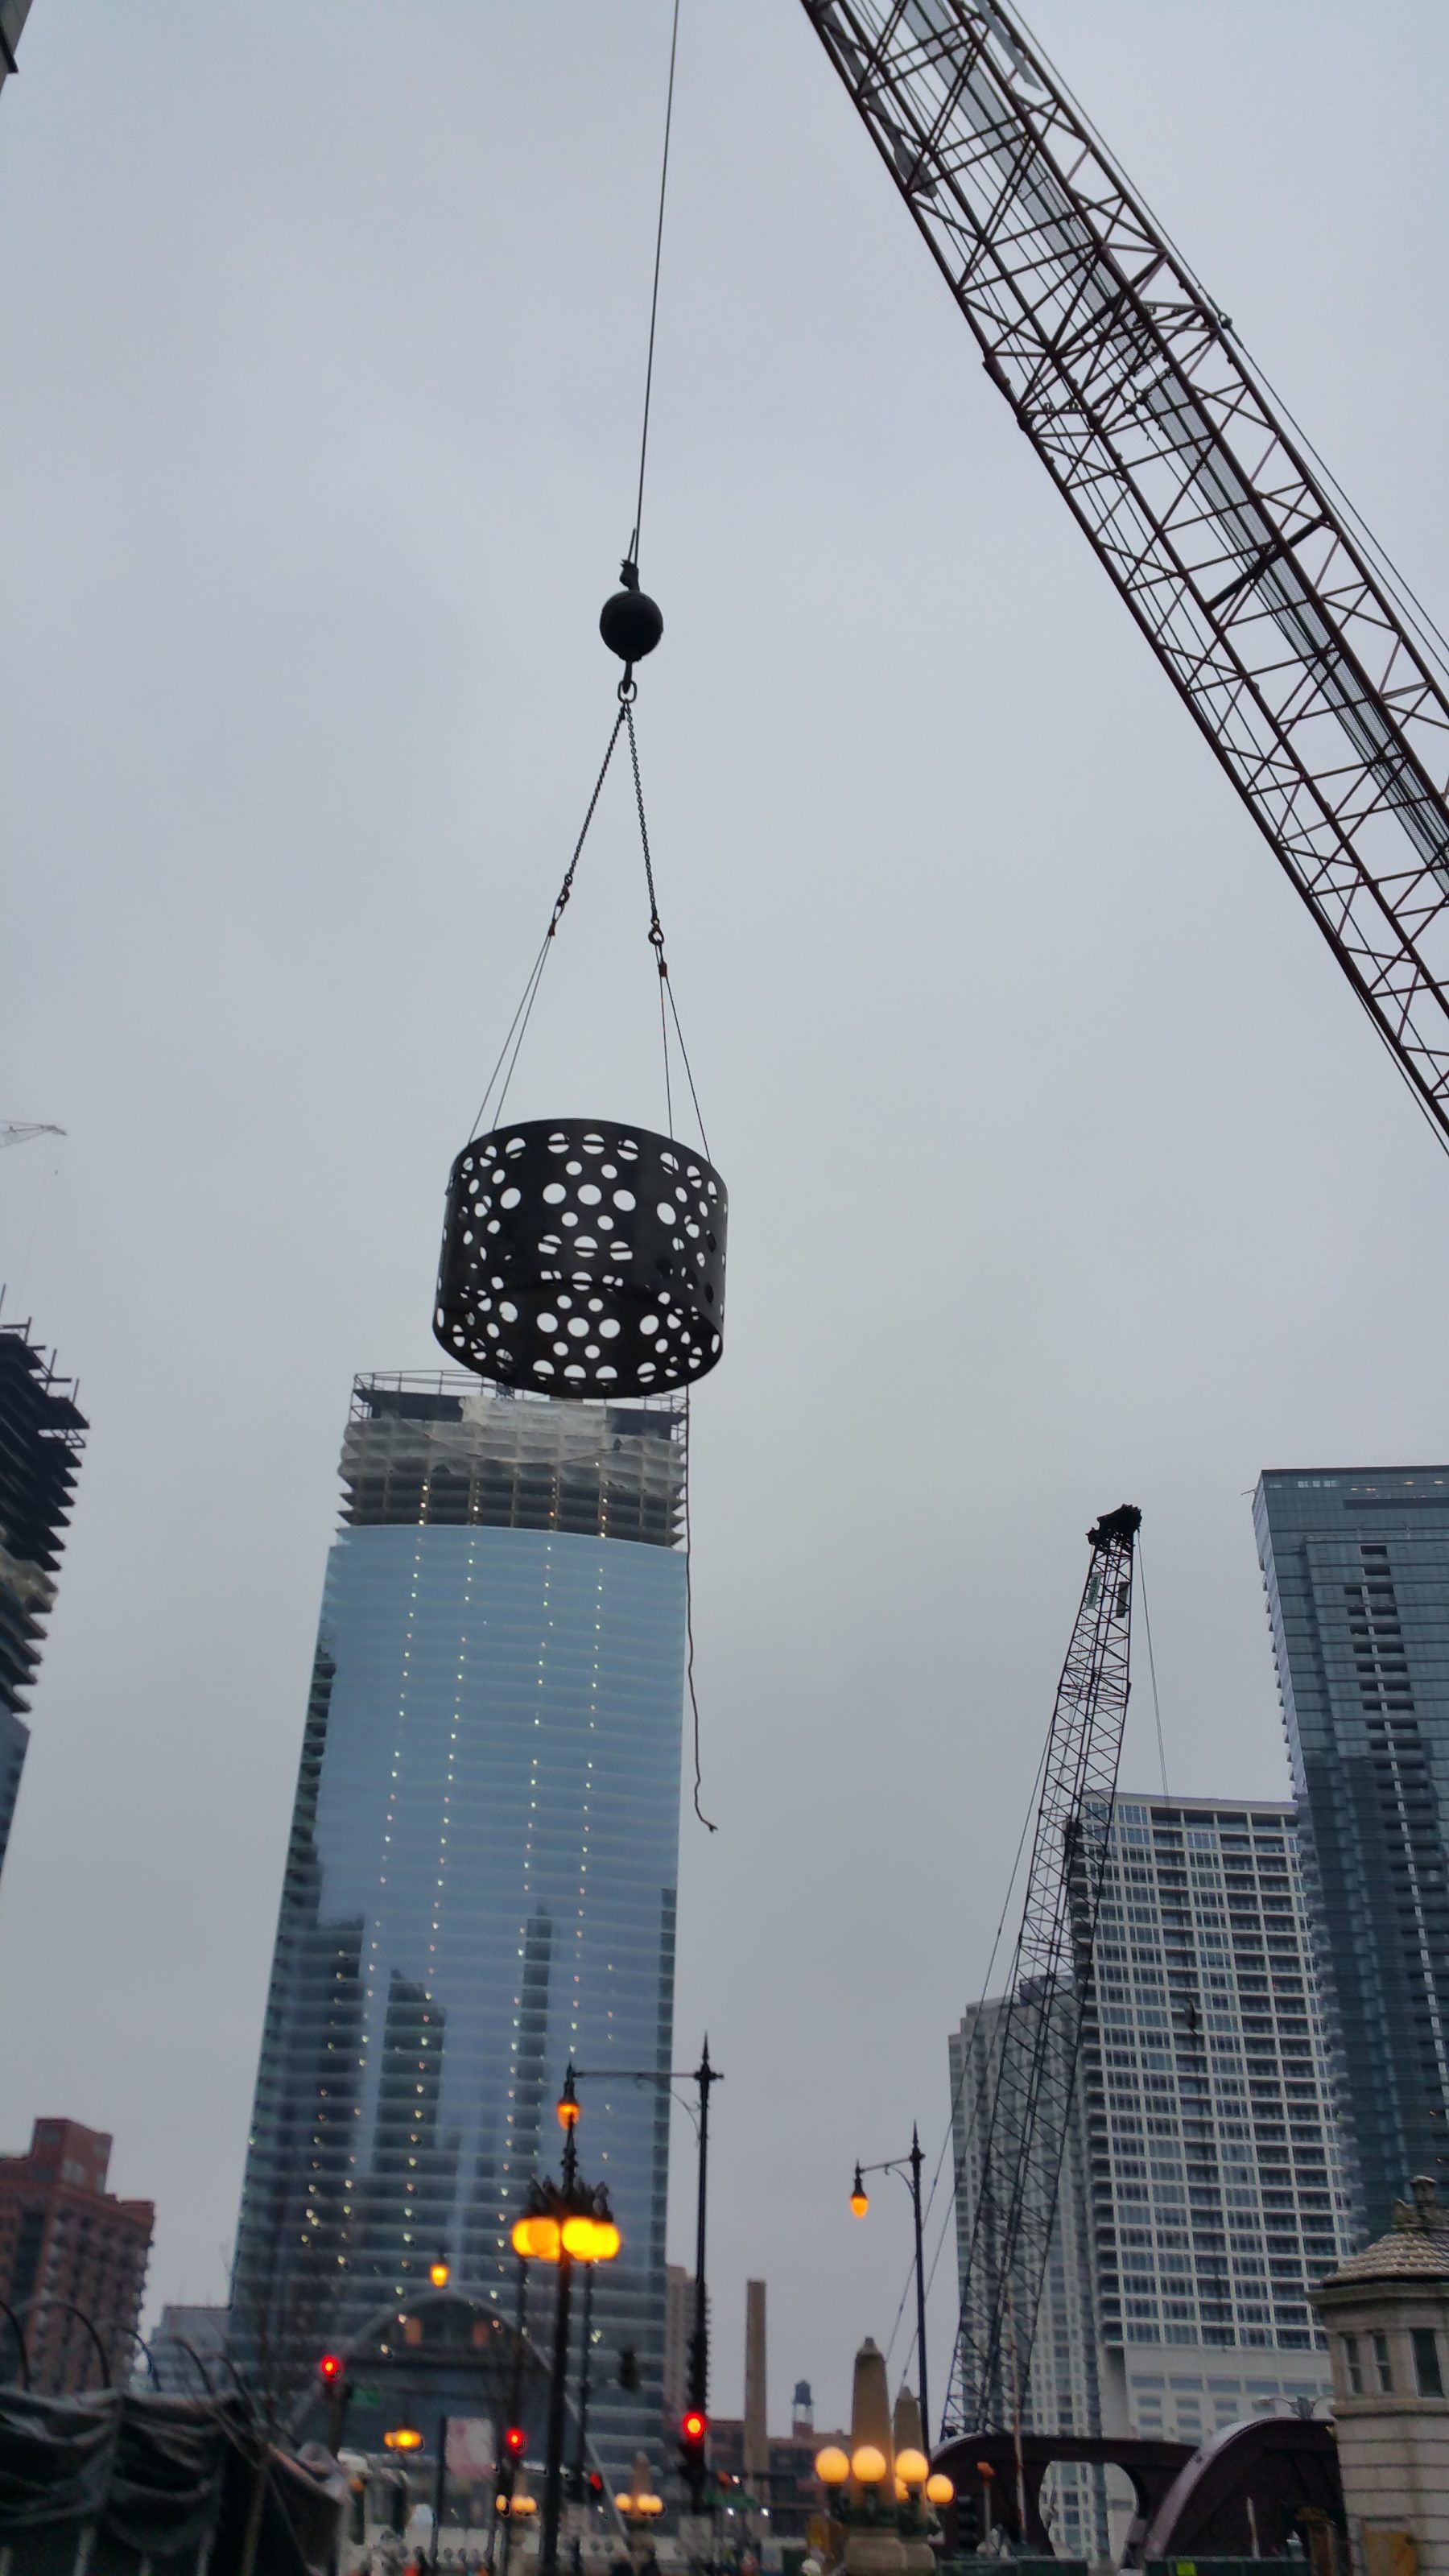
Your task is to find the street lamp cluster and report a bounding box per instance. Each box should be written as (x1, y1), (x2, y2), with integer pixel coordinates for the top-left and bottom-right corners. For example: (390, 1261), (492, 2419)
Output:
(814, 2447), (953, 2512)
(614, 2453), (665, 2524)
(510, 2211), (621, 2264)
(812, 2340), (954, 2576)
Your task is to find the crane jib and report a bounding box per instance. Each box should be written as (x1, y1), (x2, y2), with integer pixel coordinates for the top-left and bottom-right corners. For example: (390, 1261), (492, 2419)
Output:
(943, 1509), (1138, 2439)
(805, 0), (1449, 1134)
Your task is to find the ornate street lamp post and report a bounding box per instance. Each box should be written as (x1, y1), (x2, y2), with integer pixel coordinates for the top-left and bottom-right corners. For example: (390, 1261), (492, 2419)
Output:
(848, 2130), (931, 2444)
(512, 2069), (621, 2576)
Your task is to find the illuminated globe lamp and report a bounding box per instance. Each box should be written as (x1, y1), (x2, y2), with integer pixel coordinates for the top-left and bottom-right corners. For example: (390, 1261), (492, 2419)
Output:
(428, 2252), (452, 2290)
(435, 1117), (728, 1402)
(613, 2456), (665, 2528)
(893, 2442), (947, 2576)
(849, 2165), (869, 2221)
(510, 2069), (621, 2273)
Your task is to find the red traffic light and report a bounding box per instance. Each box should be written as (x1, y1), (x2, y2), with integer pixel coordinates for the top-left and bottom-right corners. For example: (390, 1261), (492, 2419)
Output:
(681, 2409), (708, 2446)
(319, 2353), (345, 2385)
(504, 2425), (526, 2458)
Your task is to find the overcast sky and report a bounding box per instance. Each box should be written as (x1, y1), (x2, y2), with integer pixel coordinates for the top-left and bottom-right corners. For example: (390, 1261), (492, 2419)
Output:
(4, 0), (1449, 2439)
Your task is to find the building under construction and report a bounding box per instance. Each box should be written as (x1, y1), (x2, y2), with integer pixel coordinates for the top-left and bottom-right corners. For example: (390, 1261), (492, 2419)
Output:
(0, 1322), (86, 1886)
(232, 1373), (690, 2483)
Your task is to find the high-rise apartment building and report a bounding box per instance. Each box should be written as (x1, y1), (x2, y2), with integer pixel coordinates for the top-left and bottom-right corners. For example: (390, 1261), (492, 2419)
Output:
(0, 2118), (153, 2393)
(951, 1793), (1353, 2549)
(1255, 1469), (1449, 2241)
(0, 1324), (86, 1887)
(232, 1376), (688, 2481)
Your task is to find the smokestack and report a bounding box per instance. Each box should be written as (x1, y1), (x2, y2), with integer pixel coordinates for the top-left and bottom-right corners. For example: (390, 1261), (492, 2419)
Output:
(744, 2279), (768, 2488)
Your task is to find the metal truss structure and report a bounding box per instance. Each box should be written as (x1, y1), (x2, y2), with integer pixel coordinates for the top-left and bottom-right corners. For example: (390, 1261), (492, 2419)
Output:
(943, 1505), (1138, 2439)
(801, 0), (1449, 1140)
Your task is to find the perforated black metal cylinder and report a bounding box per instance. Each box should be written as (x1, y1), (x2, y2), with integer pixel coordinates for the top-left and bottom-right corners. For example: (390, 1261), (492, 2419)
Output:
(434, 1117), (727, 1400)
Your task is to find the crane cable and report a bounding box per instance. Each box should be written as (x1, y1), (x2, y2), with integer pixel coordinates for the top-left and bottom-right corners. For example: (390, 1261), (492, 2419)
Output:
(629, 0), (683, 569)
(469, 0), (703, 1155)
(465, 0), (716, 1839)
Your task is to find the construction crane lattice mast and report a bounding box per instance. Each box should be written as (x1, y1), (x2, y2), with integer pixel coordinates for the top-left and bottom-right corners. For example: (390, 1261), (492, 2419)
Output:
(802, 0), (1449, 1145)
(0, 1125), (64, 1153)
(943, 1503), (1139, 2441)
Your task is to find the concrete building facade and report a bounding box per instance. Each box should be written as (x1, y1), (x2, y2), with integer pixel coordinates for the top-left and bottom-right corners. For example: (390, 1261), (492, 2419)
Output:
(1314, 2177), (1449, 2576)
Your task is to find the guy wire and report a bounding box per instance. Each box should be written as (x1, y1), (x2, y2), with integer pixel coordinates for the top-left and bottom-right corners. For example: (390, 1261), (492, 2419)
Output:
(472, 703), (625, 1136)
(1136, 1534), (1170, 1801)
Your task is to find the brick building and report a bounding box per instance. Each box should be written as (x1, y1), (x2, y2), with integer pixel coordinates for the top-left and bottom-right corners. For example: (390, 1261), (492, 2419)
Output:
(0, 2119), (153, 2391)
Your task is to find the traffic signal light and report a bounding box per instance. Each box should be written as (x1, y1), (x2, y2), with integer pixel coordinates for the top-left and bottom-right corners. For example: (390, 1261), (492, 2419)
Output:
(504, 2425), (526, 2459)
(318, 2351), (350, 2450)
(679, 2407), (708, 2505)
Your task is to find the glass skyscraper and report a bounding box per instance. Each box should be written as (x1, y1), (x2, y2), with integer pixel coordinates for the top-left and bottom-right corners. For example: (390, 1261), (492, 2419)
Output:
(1255, 1468), (1449, 2240)
(951, 1792), (1352, 2550)
(233, 1376), (687, 2479)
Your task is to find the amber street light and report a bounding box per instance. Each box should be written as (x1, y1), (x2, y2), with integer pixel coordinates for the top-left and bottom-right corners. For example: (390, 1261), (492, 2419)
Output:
(428, 2252), (452, 2290)
(848, 2130), (931, 2439)
(815, 2447), (850, 2491)
(384, 2425), (424, 2453)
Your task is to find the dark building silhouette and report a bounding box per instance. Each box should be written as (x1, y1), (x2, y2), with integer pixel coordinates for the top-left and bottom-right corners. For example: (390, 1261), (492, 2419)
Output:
(0, 1323), (86, 1885)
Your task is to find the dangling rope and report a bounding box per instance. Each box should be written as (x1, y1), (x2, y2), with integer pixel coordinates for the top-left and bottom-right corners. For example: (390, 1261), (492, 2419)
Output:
(681, 1391), (716, 1833)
